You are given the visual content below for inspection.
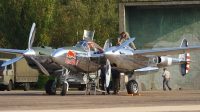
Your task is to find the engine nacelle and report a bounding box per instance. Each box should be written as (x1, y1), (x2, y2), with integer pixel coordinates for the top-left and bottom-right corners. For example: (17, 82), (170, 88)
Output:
(157, 56), (179, 68)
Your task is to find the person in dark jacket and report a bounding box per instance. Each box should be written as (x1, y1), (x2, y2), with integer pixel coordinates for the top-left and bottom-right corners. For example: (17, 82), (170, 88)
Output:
(111, 68), (120, 95)
(100, 65), (110, 95)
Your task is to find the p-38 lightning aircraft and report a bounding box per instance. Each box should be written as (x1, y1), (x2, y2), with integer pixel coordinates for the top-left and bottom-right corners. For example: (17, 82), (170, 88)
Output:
(104, 37), (200, 95)
(0, 23), (110, 96)
(2, 22), (199, 96)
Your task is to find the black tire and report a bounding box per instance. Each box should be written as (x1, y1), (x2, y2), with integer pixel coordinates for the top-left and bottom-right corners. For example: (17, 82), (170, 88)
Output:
(45, 80), (56, 95)
(126, 80), (139, 95)
(7, 81), (12, 91)
(24, 82), (30, 91)
(60, 83), (67, 96)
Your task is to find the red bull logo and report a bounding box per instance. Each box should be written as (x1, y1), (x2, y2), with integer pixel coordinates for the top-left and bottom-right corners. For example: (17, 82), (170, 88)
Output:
(65, 51), (79, 65)
(67, 51), (75, 58)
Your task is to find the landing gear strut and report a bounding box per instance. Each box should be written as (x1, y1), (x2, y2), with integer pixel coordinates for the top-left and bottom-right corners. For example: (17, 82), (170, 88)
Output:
(45, 68), (69, 96)
(59, 68), (69, 96)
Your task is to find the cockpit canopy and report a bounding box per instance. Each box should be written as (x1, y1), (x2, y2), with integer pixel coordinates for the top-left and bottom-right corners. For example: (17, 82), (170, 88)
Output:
(75, 40), (101, 53)
(75, 40), (90, 51)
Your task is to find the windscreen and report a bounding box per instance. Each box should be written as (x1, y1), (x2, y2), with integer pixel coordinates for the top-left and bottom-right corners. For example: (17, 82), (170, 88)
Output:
(75, 40), (90, 51)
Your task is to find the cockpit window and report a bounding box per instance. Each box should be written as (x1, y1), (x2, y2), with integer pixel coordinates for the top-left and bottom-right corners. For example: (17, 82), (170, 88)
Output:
(75, 40), (90, 51)
(75, 40), (86, 46)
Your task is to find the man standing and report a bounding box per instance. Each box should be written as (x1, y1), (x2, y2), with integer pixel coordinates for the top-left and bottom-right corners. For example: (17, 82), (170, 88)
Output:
(162, 68), (172, 91)
(118, 31), (136, 50)
(111, 68), (120, 95)
(100, 65), (110, 95)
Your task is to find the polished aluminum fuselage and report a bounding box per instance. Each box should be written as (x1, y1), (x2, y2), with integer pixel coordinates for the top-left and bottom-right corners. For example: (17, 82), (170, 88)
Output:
(104, 46), (158, 72)
(52, 47), (106, 73)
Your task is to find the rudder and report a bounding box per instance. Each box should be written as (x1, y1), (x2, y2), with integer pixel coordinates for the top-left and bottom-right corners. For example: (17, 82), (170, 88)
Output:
(179, 39), (190, 76)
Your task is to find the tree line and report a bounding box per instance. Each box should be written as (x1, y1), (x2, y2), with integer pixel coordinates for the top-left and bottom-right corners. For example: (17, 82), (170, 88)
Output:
(0, 0), (122, 49)
(0, 0), (186, 89)
(0, 0), (186, 49)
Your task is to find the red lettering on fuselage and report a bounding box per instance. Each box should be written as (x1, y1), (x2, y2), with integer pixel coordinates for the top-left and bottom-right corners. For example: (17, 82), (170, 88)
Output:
(65, 51), (79, 65)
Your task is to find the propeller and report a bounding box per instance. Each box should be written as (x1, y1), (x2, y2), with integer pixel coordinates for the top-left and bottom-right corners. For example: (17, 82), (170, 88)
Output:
(105, 59), (111, 87)
(30, 57), (49, 76)
(103, 39), (112, 51)
(1, 56), (23, 67)
(112, 37), (135, 52)
(28, 23), (36, 50)
(1, 23), (50, 76)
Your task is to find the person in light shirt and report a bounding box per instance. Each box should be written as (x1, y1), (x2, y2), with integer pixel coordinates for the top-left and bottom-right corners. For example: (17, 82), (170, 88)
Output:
(162, 68), (172, 91)
(117, 31), (136, 50)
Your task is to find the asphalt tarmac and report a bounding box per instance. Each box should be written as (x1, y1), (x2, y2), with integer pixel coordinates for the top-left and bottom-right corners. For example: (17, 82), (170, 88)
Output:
(0, 90), (200, 112)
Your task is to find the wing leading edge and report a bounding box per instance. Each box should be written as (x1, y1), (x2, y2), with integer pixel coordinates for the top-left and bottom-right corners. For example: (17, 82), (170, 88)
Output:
(134, 46), (200, 56)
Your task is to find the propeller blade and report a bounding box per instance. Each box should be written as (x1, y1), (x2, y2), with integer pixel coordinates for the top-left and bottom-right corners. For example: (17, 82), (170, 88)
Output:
(28, 23), (36, 50)
(83, 30), (95, 40)
(103, 39), (112, 51)
(105, 59), (111, 87)
(1, 56), (23, 67)
(112, 37), (135, 52)
(30, 57), (50, 76)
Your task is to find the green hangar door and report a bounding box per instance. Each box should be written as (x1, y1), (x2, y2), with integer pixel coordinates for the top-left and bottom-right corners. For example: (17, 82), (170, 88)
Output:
(121, 3), (200, 90)
(125, 6), (200, 49)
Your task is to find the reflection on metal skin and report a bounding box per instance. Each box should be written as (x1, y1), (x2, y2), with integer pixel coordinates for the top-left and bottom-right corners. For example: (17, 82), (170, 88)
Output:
(134, 67), (159, 75)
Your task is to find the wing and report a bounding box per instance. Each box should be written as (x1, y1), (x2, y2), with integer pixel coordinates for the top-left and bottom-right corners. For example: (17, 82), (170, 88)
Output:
(113, 37), (135, 52)
(134, 46), (200, 56)
(0, 48), (25, 54)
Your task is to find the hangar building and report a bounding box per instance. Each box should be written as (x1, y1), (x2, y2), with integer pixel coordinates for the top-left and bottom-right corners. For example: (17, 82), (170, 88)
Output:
(119, 1), (200, 90)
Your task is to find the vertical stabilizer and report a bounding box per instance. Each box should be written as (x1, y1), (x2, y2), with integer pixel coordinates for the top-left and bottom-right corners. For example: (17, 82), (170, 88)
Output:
(179, 39), (190, 76)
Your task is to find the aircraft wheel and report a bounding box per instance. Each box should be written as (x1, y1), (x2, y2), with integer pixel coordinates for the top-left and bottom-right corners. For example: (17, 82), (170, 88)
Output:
(24, 82), (30, 91)
(45, 80), (56, 95)
(126, 80), (139, 95)
(60, 83), (67, 96)
(7, 81), (12, 91)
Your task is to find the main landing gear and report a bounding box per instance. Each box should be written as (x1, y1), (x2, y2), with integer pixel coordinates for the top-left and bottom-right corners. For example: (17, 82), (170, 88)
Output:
(45, 68), (69, 96)
(125, 72), (139, 96)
